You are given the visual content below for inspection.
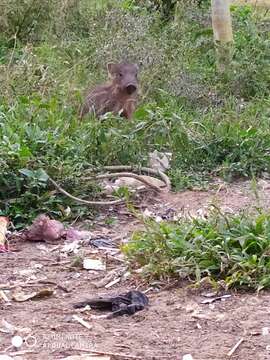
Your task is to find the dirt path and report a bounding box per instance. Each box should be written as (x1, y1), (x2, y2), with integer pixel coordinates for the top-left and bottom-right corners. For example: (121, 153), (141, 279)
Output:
(1, 179), (270, 360)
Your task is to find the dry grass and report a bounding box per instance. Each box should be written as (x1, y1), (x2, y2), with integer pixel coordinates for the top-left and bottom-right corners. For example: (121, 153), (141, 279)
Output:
(232, 0), (270, 8)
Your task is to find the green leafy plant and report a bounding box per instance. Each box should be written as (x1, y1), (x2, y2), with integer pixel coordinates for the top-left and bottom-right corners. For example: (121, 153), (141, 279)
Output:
(123, 210), (270, 291)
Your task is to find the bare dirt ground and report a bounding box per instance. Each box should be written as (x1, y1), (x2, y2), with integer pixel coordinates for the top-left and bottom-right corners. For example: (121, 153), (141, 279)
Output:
(1, 179), (270, 360)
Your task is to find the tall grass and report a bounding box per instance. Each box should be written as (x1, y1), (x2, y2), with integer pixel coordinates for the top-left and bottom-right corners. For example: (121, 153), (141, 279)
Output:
(0, 0), (269, 225)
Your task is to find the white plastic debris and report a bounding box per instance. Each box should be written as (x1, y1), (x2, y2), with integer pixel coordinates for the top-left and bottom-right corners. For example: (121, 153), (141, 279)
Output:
(83, 258), (106, 271)
(142, 209), (153, 218)
(182, 354), (194, 360)
(11, 335), (23, 348)
(149, 150), (172, 172)
(62, 240), (81, 254)
(1, 319), (17, 334)
(262, 327), (269, 336)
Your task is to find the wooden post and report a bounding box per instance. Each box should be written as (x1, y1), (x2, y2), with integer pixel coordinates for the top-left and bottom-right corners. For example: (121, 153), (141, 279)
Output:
(211, 0), (233, 72)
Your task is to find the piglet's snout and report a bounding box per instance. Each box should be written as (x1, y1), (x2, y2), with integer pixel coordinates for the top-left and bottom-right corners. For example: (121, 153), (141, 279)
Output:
(125, 83), (137, 95)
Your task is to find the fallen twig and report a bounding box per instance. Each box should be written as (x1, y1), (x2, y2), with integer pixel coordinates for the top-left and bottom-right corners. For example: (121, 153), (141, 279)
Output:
(105, 277), (121, 289)
(0, 290), (10, 302)
(49, 177), (124, 206)
(72, 315), (92, 330)
(72, 348), (142, 359)
(0, 350), (37, 356)
(0, 281), (32, 290)
(48, 164), (171, 207)
(227, 337), (244, 357)
(37, 279), (70, 293)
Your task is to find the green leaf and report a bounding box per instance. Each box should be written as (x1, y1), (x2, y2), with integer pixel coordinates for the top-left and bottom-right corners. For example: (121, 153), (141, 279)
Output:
(35, 169), (49, 182)
(19, 168), (34, 178)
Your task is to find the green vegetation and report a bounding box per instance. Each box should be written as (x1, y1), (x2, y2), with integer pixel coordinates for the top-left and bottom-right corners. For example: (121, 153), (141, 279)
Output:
(123, 210), (270, 290)
(0, 1), (269, 226)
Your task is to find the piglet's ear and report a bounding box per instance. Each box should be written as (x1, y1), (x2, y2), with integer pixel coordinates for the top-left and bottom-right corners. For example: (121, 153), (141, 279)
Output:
(107, 63), (117, 76)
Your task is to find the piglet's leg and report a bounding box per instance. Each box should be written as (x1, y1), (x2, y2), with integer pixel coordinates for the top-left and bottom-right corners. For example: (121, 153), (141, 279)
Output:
(121, 99), (136, 119)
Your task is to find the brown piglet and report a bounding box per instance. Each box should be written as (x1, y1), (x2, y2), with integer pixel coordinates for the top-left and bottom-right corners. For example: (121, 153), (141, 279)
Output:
(79, 62), (139, 120)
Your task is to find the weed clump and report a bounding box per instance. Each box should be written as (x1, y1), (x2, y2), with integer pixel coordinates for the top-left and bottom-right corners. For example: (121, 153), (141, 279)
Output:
(123, 210), (270, 291)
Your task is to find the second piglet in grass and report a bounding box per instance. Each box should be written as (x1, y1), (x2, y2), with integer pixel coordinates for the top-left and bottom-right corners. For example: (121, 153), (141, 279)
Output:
(79, 62), (139, 120)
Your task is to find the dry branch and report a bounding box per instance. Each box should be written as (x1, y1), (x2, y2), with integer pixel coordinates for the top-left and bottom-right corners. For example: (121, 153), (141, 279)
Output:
(48, 164), (171, 207)
(48, 177), (124, 206)
(83, 172), (162, 192)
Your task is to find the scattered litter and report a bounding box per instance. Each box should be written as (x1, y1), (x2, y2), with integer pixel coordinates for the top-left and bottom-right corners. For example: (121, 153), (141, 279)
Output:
(90, 237), (116, 249)
(105, 278), (121, 289)
(62, 240), (81, 254)
(1, 350), (36, 357)
(186, 303), (200, 314)
(18, 269), (36, 277)
(122, 271), (131, 281)
(200, 294), (231, 304)
(60, 356), (110, 360)
(25, 214), (64, 243)
(77, 304), (91, 313)
(0, 216), (9, 252)
(63, 206), (71, 217)
(0, 319), (31, 338)
(1, 319), (17, 334)
(83, 258), (106, 271)
(141, 207), (176, 223)
(12, 288), (54, 302)
(34, 263), (43, 269)
(191, 313), (210, 320)
(215, 313), (226, 322)
(249, 330), (261, 336)
(201, 291), (218, 298)
(35, 244), (49, 252)
(73, 290), (149, 318)
(185, 303), (210, 320)
(148, 150), (172, 172)
(262, 327), (269, 336)
(93, 268), (127, 289)
(93, 270), (119, 288)
(227, 337), (244, 357)
(66, 228), (91, 242)
(11, 335), (23, 348)
(182, 354), (194, 360)
(142, 209), (153, 218)
(61, 349), (139, 359)
(72, 315), (92, 330)
(37, 279), (71, 293)
(0, 356), (14, 360)
(0, 290), (10, 303)
(90, 314), (108, 320)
